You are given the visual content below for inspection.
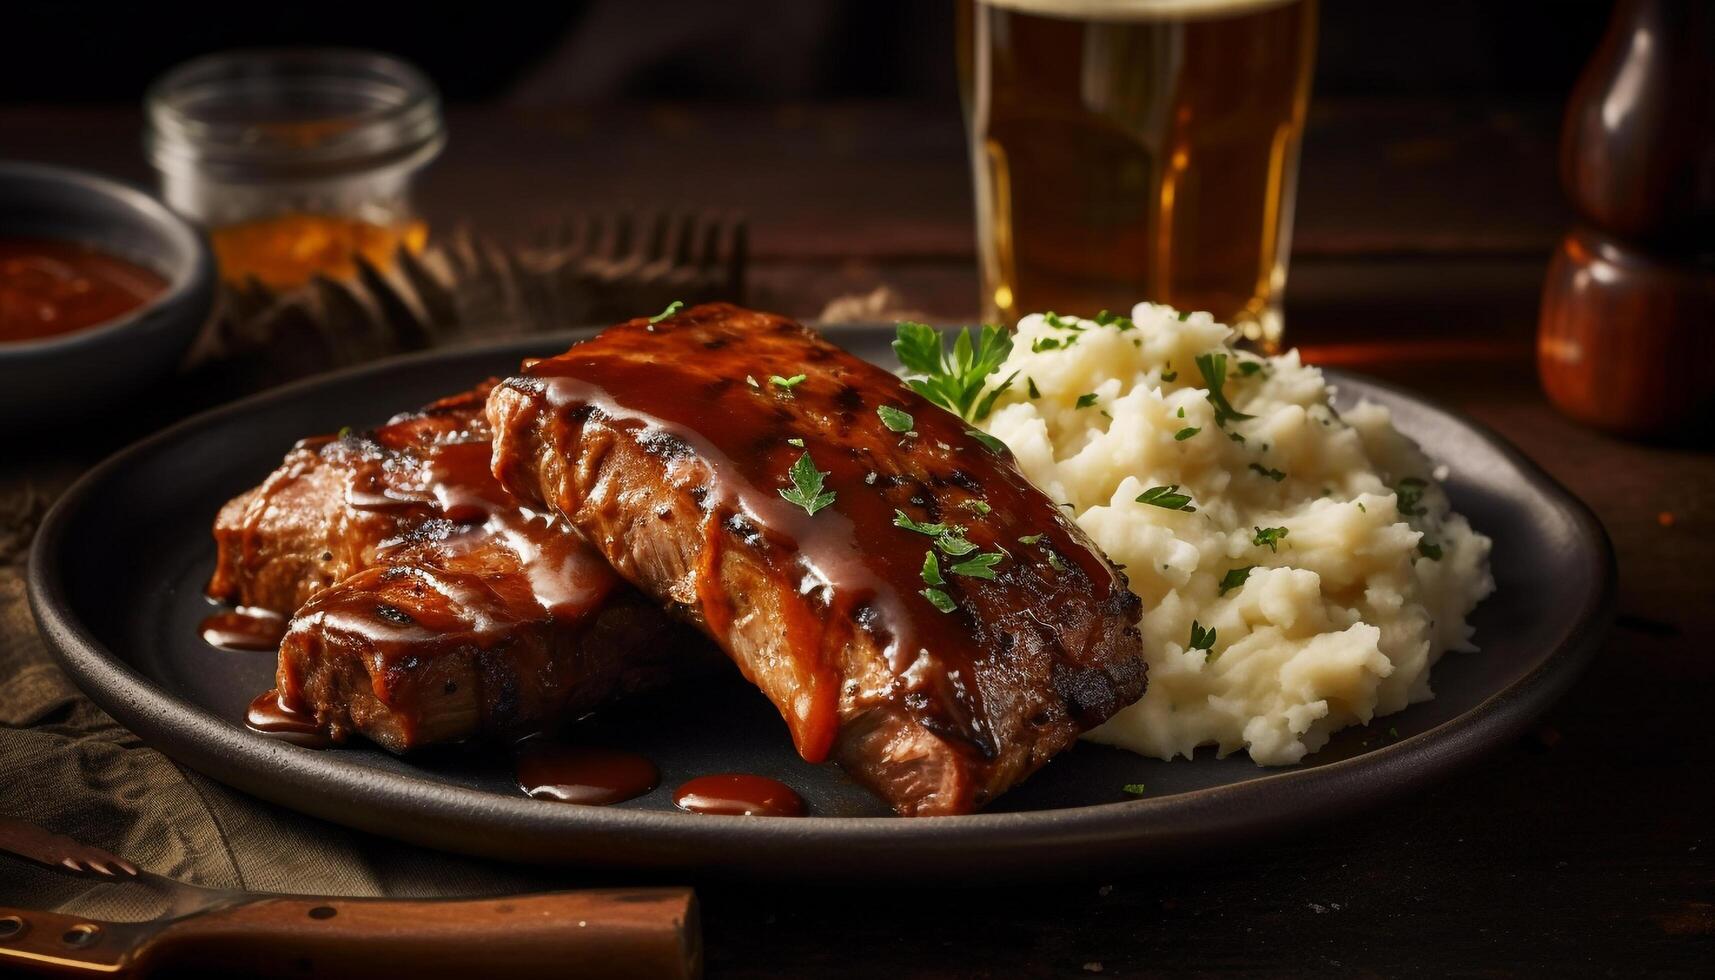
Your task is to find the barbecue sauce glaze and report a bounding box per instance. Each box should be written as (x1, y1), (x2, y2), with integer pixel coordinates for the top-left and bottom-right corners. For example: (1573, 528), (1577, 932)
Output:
(246, 690), (333, 748)
(199, 607), (287, 651)
(503, 308), (1137, 765)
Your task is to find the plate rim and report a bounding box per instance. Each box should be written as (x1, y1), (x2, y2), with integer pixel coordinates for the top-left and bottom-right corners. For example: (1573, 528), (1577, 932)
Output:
(25, 325), (1617, 875)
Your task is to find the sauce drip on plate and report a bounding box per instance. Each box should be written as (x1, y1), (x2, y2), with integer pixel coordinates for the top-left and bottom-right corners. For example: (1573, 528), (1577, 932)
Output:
(0, 238), (167, 343)
(246, 690), (333, 748)
(515, 741), (658, 806)
(673, 773), (805, 817)
(199, 607), (286, 651)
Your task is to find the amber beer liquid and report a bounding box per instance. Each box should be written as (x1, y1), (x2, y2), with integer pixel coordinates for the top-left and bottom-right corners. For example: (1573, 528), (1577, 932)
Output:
(959, 0), (1317, 350)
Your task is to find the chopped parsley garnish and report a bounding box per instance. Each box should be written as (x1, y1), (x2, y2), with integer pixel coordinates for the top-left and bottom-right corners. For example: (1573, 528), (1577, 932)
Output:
(778, 452), (835, 516)
(1228, 431), (1246, 444)
(966, 428), (1009, 455)
(1249, 463), (1286, 482)
(920, 587), (957, 613)
(337, 425), (353, 439)
(770, 373), (806, 390)
(921, 551), (944, 586)
(1195, 352), (1255, 427)
(1174, 426), (1200, 441)
(1017, 534), (1043, 545)
(1417, 539), (1444, 561)
(787, 437), (805, 447)
(1120, 783), (1147, 796)
(1094, 309), (1135, 331)
(935, 534), (979, 557)
(1027, 377), (1041, 399)
(1177, 309), (1192, 321)
(1045, 548), (1068, 573)
(648, 300), (684, 324)
(877, 404), (915, 433)
(1031, 336), (1069, 353)
(893, 321), (1015, 421)
(961, 499), (991, 515)
(894, 511), (962, 538)
(1075, 392), (1099, 410)
(1253, 526), (1289, 552)
(1188, 620), (1217, 652)
(1234, 360), (1267, 378)
(949, 552), (1005, 580)
(1218, 566), (1255, 596)
(1161, 367), (1178, 382)
(1394, 477), (1429, 517)
(1044, 312), (1085, 331)
(1136, 485), (1196, 512)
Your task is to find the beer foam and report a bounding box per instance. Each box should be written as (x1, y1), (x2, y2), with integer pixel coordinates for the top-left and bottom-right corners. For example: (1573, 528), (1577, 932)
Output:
(978, 0), (1301, 21)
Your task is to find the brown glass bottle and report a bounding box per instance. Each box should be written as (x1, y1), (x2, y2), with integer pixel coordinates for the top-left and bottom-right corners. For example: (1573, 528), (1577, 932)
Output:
(1538, 0), (1715, 438)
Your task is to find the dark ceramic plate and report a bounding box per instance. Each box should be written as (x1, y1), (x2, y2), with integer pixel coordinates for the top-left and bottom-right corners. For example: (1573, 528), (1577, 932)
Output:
(28, 326), (1613, 877)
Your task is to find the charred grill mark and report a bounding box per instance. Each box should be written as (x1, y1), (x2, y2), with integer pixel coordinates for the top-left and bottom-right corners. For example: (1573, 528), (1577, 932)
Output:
(833, 384), (865, 413)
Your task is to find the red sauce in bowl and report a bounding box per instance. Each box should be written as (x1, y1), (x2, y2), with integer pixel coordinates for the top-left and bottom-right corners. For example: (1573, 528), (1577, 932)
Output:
(0, 238), (168, 343)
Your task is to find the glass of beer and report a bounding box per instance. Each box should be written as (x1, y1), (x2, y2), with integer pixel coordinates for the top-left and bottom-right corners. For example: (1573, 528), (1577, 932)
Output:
(958, 0), (1318, 350)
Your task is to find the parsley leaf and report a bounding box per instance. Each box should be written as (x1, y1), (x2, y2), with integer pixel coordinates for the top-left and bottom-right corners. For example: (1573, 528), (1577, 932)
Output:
(920, 587), (957, 613)
(1161, 368), (1179, 382)
(1395, 477), (1429, 517)
(893, 510), (962, 538)
(1121, 782), (1147, 796)
(1136, 485), (1197, 512)
(778, 452), (836, 516)
(1075, 392), (1099, 409)
(966, 428), (1009, 455)
(877, 404), (915, 433)
(1253, 526), (1289, 551)
(1218, 566), (1255, 596)
(961, 499), (992, 515)
(921, 551), (944, 586)
(893, 322), (1015, 421)
(935, 535), (979, 557)
(648, 300), (684, 324)
(770, 373), (806, 390)
(1094, 309), (1136, 331)
(1188, 620), (1217, 651)
(1174, 426), (1200, 441)
(950, 552), (1005, 580)
(1017, 534), (1043, 545)
(1417, 538), (1443, 561)
(1249, 463), (1286, 482)
(1027, 377), (1041, 399)
(787, 437), (805, 447)
(1195, 352), (1255, 427)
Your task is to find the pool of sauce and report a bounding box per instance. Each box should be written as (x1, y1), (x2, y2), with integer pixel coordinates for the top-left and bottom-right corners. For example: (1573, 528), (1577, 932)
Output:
(673, 774), (805, 817)
(515, 741), (658, 805)
(199, 607), (286, 651)
(246, 690), (333, 748)
(0, 238), (167, 343)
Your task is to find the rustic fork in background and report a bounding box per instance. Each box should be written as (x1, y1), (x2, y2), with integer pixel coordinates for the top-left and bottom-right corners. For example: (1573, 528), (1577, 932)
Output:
(188, 208), (747, 398)
(0, 817), (701, 979)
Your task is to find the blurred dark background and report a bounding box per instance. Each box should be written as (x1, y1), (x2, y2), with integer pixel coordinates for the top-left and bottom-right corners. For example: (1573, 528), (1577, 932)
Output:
(2, 0), (1611, 106)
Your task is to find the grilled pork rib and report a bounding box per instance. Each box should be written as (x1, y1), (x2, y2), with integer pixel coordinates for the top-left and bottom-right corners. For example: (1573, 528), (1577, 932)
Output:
(209, 383), (695, 751)
(487, 304), (1147, 815)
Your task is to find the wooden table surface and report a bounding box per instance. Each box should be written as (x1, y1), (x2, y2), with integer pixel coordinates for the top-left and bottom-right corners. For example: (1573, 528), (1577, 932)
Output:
(8, 99), (1712, 977)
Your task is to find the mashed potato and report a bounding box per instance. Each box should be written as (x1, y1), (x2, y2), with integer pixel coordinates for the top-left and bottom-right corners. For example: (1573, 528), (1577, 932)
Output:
(976, 304), (1494, 765)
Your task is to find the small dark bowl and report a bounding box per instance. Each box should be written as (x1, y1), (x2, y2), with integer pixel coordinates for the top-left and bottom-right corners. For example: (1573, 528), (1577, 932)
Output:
(0, 162), (214, 424)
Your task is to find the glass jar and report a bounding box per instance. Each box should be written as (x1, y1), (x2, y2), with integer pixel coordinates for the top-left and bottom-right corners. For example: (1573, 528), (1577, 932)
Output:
(145, 49), (445, 291)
